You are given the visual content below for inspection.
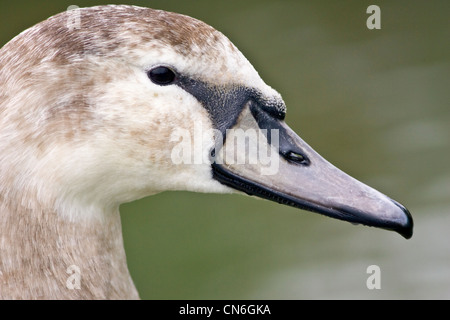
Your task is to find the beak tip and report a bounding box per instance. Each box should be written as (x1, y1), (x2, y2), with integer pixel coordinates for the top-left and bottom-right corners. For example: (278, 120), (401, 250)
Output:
(391, 200), (414, 239)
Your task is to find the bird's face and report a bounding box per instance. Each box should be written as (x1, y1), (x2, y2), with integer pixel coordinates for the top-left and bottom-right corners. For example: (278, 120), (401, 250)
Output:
(32, 6), (284, 206)
(0, 6), (412, 236)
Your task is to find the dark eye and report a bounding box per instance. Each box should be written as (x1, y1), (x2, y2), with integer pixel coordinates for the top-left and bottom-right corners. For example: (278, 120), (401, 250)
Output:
(147, 66), (176, 85)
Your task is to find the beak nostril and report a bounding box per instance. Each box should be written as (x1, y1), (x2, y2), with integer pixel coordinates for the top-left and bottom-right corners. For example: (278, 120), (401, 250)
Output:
(284, 151), (310, 166)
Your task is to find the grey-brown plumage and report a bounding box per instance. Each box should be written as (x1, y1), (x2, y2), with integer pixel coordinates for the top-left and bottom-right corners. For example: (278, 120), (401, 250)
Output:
(0, 5), (247, 299)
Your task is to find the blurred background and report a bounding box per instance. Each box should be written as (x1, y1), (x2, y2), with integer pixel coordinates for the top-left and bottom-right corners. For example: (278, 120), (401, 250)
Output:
(1, 0), (449, 299)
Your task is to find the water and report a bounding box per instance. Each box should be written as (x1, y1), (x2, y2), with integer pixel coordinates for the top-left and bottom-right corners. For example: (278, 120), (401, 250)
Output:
(2, 0), (449, 299)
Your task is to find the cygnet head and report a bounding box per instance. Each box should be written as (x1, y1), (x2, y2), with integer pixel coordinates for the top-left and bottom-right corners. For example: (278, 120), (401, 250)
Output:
(0, 5), (412, 237)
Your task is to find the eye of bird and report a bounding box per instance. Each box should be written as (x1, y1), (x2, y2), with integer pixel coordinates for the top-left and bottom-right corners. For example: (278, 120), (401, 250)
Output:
(147, 66), (177, 85)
